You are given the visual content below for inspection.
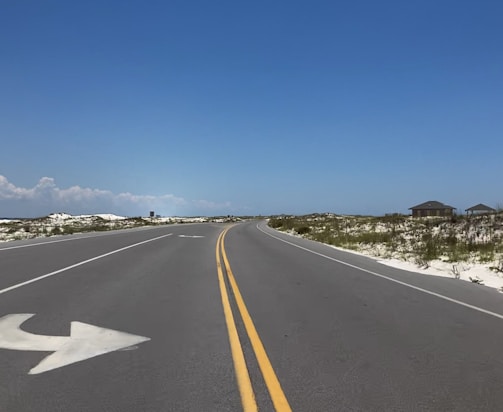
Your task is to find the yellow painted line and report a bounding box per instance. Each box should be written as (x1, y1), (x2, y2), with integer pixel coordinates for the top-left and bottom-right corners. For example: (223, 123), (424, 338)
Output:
(216, 230), (258, 412)
(221, 228), (292, 412)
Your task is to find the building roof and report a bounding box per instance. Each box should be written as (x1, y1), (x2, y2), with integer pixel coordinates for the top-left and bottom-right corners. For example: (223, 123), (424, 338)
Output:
(409, 200), (455, 210)
(465, 203), (496, 212)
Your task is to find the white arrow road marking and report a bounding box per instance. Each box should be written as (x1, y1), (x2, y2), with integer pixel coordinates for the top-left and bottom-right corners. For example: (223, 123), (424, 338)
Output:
(178, 235), (205, 238)
(0, 314), (151, 375)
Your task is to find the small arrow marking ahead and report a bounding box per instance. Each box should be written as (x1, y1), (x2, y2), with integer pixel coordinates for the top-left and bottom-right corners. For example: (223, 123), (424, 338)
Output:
(0, 314), (150, 375)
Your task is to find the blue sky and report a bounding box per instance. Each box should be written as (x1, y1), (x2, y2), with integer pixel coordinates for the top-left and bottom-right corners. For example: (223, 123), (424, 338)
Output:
(1, 0), (502, 217)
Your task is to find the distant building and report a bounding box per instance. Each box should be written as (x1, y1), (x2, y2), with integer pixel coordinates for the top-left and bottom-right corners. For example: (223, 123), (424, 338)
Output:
(465, 203), (496, 215)
(409, 201), (455, 218)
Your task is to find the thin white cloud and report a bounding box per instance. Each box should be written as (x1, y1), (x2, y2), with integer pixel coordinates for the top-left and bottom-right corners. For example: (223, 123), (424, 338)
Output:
(0, 175), (231, 217)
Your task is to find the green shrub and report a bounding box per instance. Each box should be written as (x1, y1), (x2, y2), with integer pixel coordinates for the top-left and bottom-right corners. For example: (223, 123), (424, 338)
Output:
(268, 218), (283, 228)
(267, 212), (503, 265)
(354, 231), (392, 244)
(295, 226), (311, 235)
(63, 225), (75, 234)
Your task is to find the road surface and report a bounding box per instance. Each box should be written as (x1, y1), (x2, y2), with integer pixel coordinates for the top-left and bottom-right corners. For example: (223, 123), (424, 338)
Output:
(1, 220), (502, 411)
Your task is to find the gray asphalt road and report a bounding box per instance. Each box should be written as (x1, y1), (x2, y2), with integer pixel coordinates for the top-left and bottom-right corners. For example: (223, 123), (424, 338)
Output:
(1, 221), (503, 411)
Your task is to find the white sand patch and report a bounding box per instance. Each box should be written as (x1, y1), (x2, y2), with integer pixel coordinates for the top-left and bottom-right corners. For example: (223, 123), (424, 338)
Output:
(79, 214), (127, 220)
(378, 258), (503, 290)
(280, 225), (503, 292)
(48, 213), (73, 220)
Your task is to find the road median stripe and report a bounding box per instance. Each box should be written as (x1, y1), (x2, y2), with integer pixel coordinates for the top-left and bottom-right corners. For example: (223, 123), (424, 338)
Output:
(216, 231), (257, 412)
(221, 228), (292, 412)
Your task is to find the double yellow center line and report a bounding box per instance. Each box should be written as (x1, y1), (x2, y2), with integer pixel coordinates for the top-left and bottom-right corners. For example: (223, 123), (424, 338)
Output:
(216, 227), (292, 412)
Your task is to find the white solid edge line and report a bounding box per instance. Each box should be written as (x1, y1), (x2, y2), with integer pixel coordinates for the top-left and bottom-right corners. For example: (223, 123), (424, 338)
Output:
(0, 226), (159, 251)
(256, 223), (503, 321)
(0, 233), (172, 296)
(0, 236), (102, 251)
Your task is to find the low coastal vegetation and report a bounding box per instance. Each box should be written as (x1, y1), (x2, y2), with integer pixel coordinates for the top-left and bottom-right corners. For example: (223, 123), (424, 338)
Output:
(0, 213), (238, 242)
(268, 212), (503, 272)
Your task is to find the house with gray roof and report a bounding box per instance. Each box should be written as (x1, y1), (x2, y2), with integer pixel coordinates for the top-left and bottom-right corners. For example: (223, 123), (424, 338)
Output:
(409, 201), (455, 218)
(465, 203), (496, 215)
